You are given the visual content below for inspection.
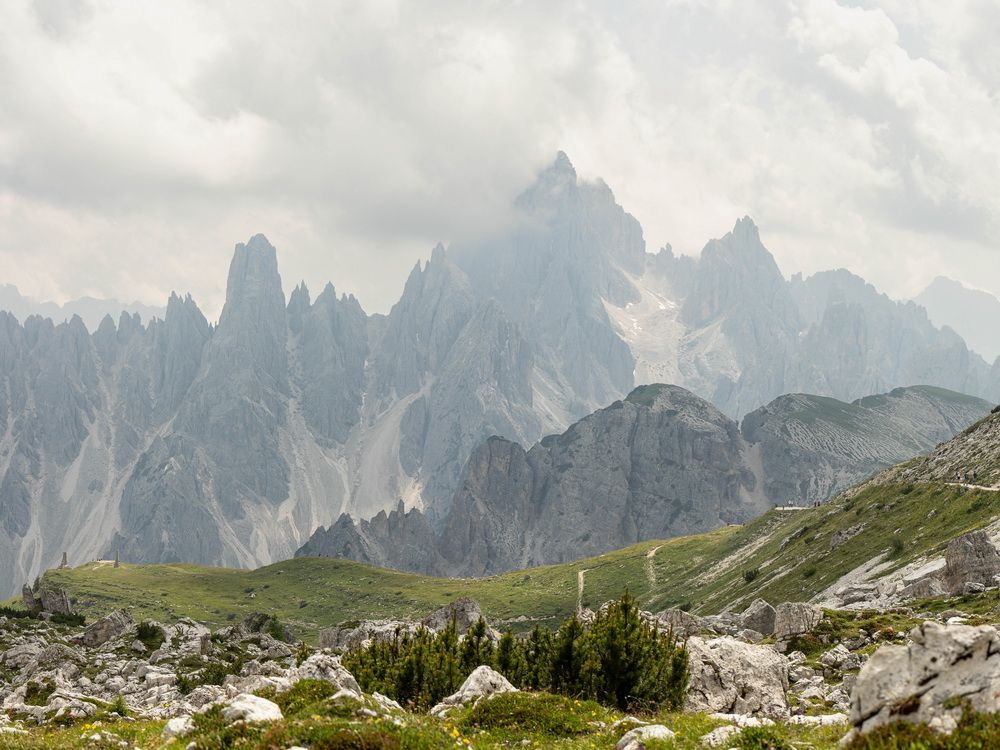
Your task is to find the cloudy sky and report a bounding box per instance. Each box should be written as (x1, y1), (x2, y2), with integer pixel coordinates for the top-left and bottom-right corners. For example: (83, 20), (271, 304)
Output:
(1, 0), (999, 318)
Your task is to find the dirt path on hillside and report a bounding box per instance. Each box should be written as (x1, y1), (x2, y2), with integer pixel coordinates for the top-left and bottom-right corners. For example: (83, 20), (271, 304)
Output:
(645, 545), (663, 589)
(577, 569), (589, 613)
(945, 482), (1000, 492)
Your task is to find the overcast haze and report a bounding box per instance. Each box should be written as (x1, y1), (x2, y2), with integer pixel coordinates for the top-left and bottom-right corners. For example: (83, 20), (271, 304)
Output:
(1, 0), (999, 319)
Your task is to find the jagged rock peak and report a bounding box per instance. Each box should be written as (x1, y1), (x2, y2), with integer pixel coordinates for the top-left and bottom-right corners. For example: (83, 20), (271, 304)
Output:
(288, 282), (311, 316)
(164, 291), (208, 328)
(166, 291), (198, 308)
(732, 215), (760, 241)
(704, 216), (775, 267)
(515, 151), (581, 210)
(224, 234), (284, 312)
(96, 313), (116, 336)
(551, 150), (576, 176)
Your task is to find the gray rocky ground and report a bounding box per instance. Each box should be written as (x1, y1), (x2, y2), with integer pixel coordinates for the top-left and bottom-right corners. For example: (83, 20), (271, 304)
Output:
(8, 584), (1000, 745)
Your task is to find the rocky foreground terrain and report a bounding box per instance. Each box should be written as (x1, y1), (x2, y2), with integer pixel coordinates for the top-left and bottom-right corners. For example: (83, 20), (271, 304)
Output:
(7, 577), (1000, 749)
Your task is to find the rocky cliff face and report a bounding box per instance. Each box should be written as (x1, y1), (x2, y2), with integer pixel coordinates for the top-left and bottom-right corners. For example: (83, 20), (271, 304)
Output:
(437, 384), (768, 574)
(298, 383), (990, 576)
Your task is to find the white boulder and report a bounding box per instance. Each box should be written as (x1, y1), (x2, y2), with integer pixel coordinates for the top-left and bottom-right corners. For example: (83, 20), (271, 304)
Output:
(685, 637), (789, 718)
(220, 693), (283, 723)
(615, 724), (675, 750)
(162, 716), (194, 740)
(430, 666), (517, 716)
(290, 653), (361, 697)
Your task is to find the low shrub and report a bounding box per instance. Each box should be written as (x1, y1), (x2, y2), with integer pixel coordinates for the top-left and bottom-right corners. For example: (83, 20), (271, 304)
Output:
(739, 726), (792, 749)
(49, 612), (85, 627)
(0, 606), (35, 620)
(24, 679), (56, 706)
(345, 590), (689, 713)
(459, 692), (597, 737)
(177, 654), (245, 695)
(108, 695), (129, 717)
(259, 679), (355, 721)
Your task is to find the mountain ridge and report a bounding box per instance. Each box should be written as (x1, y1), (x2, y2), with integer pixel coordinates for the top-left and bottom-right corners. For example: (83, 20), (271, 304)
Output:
(296, 383), (992, 576)
(2, 151), (1000, 595)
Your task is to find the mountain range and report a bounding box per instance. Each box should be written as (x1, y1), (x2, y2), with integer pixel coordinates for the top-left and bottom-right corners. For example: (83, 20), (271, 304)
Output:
(0, 284), (165, 333)
(297, 383), (990, 575)
(914, 276), (1000, 364)
(2, 152), (999, 596)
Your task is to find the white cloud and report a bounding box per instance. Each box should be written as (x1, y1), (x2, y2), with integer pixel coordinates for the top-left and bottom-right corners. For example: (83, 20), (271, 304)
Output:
(0, 0), (998, 318)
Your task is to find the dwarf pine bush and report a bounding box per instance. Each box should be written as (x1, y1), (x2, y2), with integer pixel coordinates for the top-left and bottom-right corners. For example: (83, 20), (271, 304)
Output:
(343, 590), (689, 712)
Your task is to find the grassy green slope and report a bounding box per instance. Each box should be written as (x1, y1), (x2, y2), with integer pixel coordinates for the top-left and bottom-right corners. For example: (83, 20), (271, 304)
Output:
(38, 477), (1000, 641)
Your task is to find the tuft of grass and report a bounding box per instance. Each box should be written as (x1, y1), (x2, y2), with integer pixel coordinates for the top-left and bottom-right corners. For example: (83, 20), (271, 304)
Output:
(136, 621), (166, 651)
(459, 692), (604, 737)
(739, 726), (792, 749)
(23, 679), (56, 706)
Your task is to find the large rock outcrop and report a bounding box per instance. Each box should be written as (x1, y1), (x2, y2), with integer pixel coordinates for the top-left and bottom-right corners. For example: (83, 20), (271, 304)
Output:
(685, 636), (790, 718)
(848, 621), (1000, 738)
(942, 530), (1000, 593)
(774, 603), (823, 641)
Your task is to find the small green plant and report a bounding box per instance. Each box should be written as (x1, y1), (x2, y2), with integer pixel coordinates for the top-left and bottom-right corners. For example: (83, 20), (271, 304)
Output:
(802, 564), (817, 578)
(108, 695), (129, 717)
(177, 654), (246, 695)
(459, 692), (597, 737)
(136, 621), (166, 651)
(295, 641), (311, 667)
(889, 536), (905, 557)
(176, 673), (193, 695)
(257, 679), (348, 720)
(738, 726), (792, 749)
(265, 616), (290, 642)
(743, 567), (760, 583)
(24, 679), (56, 706)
